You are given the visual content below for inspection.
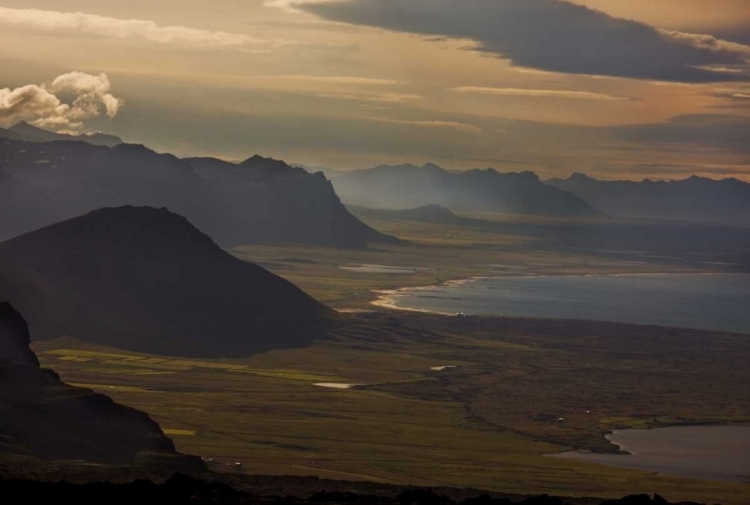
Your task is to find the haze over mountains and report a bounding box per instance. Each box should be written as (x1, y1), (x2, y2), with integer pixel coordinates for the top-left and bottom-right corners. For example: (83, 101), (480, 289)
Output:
(330, 163), (599, 217)
(0, 127), (391, 248)
(0, 121), (123, 147)
(0, 302), (200, 467)
(548, 173), (750, 226)
(0, 206), (335, 357)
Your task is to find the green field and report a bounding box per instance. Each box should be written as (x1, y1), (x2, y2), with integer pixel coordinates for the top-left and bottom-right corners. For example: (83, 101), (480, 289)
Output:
(31, 217), (750, 504)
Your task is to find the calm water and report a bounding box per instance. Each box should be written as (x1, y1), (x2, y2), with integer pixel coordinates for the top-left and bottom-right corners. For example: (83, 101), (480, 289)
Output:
(380, 274), (750, 334)
(552, 426), (750, 482)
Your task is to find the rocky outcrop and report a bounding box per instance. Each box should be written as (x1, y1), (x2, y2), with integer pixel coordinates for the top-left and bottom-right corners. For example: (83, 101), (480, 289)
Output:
(0, 303), (203, 468)
(0, 303), (38, 366)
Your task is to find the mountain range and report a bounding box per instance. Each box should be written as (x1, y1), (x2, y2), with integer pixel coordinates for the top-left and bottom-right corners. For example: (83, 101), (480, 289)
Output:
(0, 302), (201, 467)
(0, 121), (123, 147)
(0, 128), (392, 248)
(330, 163), (599, 217)
(0, 206), (335, 357)
(548, 173), (750, 225)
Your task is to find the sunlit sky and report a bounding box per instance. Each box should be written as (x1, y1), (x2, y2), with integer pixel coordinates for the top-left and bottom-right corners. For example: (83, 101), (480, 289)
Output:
(1, 0), (749, 180)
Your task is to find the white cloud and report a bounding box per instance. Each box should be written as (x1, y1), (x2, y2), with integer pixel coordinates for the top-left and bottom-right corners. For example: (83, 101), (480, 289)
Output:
(0, 72), (122, 133)
(0, 7), (293, 53)
(451, 86), (628, 101)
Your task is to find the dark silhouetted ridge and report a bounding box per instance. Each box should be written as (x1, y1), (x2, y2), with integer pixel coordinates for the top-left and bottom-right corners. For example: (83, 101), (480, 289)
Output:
(1, 121), (123, 147)
(0, 303), (202, 467)
(0, 206), (336, 357)
(0, 137), (396, 248)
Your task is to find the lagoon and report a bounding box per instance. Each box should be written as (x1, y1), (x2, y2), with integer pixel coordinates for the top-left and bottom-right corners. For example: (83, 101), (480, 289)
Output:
(377, 273), (750, 334)
(552, 425), (750, 482)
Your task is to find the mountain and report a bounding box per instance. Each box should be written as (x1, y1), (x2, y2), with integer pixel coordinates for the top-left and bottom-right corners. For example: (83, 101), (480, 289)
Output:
(0, 206), (336, 357)
(0, 121), (123, 147)
(548, 173), (750, 225)
(185, 155), (396, 248)
(331, 163), (599, 217)
(0, 138), (395, 248)
(0, 302), (202, 467)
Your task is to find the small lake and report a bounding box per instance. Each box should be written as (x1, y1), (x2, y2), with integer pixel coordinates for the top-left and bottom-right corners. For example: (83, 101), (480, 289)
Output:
(551, 425), (750, 482)
(377, 273), (750, 334)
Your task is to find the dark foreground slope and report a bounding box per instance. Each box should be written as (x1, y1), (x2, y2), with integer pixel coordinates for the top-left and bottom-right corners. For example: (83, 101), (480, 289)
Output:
(332, 164), (598, 217)
(0, 207), (335, 357)
(0, 137), (394, 248)
(0, 302), (201, 467)
(548, 174), (750, 225)
(0, 473), (710, 505)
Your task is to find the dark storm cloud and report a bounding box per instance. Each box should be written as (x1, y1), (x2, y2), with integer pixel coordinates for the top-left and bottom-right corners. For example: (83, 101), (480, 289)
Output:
(293, 0), (750, 83)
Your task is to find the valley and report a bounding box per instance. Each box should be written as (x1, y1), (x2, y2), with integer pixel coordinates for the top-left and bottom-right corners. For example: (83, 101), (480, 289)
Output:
(25, 214), (750, 505)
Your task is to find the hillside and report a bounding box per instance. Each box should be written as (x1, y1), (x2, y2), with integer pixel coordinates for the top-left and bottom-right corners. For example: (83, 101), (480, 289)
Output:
(548, 173), (750, 225)
(0, 121), (123, 147)
(0, 138), (395, 248)
(331, 163), (599, 217)
(0, 302), (201, 467)
(0, 206), (336, 357)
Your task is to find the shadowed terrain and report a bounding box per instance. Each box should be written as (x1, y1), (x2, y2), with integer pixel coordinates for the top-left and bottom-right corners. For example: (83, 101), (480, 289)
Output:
(0, 302), (202, 467)
(0, 206), (336, 357)
(0, 136), (393, 248)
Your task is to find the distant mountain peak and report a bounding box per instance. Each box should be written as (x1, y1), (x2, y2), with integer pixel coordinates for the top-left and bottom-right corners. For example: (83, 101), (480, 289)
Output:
(4, 121), (123, 147)
(421, 162), (444, 171)
(239, 154), (308, 181)
(9, 121), (44, 134)
(569, 172), (595, 182)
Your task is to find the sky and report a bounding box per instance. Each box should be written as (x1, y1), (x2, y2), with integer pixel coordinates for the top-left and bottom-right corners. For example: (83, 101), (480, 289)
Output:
(1, 0), (749, 180)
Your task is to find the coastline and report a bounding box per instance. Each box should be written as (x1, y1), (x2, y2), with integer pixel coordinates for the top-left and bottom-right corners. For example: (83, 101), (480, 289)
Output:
(369, 271), (749, 313)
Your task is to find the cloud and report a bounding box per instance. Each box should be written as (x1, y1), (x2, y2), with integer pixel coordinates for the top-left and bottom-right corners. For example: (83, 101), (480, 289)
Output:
(365, 116), (481, 133)
(0, 7), (293, 53)
(273, 0), (750, 83)
(283, 75), (402, 85)
(451, 86), (627, 100)
(0, 72), (122, 133)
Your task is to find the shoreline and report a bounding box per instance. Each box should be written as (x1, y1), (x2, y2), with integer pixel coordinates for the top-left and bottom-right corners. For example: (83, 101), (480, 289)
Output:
(369, 270), (749, 313)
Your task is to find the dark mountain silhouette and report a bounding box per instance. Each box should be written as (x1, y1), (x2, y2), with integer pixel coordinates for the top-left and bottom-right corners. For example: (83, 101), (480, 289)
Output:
(0, 121), (123, 147)
(185, 155), (396, 247)
(331, 163), (599, 217)
(0, 206), (336, 357)
(0, 138), (395, 248)
(548, 173), (750, 225)
(350, 204), (465, 225)
(0, 302), (202, 467)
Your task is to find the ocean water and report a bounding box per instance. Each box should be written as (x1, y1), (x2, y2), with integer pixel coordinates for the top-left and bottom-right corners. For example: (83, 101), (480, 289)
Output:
(381, 273), (750, 334)
(551, 425), (750, 482)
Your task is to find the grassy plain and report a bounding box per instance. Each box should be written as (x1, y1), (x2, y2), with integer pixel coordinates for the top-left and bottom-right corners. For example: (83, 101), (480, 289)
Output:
(30, 215), (750, 504)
